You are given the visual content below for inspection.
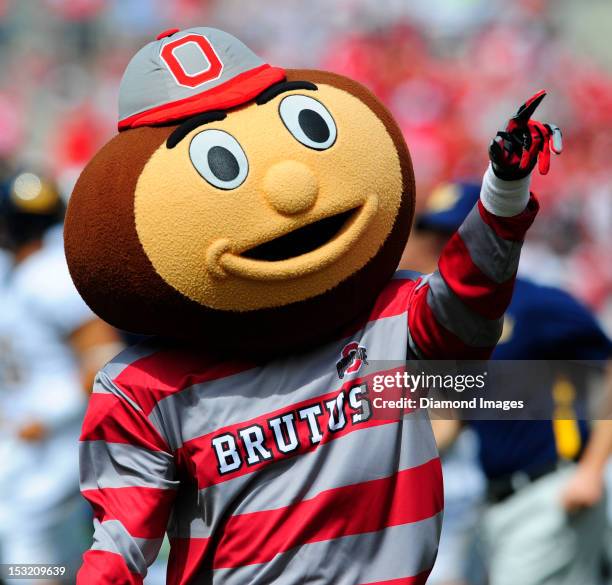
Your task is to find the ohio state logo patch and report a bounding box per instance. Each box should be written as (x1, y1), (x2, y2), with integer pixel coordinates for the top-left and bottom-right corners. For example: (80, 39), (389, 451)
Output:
(336, 341), (368, 379)
(160, 33), (224, 88)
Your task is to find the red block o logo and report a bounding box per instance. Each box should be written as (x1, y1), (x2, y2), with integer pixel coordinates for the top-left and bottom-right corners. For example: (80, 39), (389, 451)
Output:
(160, 33), (224, 88)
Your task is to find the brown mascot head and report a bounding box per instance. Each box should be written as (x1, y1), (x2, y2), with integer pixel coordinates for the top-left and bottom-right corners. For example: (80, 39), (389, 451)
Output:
(64, 27), (415, 357)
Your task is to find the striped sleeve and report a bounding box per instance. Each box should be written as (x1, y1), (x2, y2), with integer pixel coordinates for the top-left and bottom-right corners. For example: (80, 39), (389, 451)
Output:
(77, 371), (179, 585)
(408, 179), (539, 359)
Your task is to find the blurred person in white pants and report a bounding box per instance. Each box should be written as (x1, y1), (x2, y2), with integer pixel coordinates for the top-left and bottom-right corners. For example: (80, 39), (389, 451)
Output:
(0, 171), (122, 584)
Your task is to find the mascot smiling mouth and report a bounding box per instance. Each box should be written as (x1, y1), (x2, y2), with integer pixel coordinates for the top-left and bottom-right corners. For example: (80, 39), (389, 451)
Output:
(243, 207), (357, 261)
(207, 196), (378, 281)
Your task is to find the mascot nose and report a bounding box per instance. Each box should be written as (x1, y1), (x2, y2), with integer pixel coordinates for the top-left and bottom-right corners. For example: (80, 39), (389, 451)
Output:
(263, 161), (319, 216)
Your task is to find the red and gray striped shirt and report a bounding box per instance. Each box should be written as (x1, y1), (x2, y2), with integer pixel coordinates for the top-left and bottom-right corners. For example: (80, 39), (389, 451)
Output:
(77, 195), (538, 584)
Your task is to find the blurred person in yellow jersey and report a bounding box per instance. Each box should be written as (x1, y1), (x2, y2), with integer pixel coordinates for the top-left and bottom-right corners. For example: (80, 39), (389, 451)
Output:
(402, 181), (612, 585)
(0, 170), (122, 584)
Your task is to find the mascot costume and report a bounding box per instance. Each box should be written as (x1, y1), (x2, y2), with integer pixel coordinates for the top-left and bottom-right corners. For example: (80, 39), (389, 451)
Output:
(65, 27), (562, 585)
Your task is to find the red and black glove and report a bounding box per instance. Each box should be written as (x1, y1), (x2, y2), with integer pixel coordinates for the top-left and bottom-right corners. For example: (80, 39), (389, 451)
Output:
(489, 90), (563, 180)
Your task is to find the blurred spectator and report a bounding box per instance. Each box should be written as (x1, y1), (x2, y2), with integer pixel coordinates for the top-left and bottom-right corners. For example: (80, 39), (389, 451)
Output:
(405, 181), (612, 585)
(0, 170), (122, 583)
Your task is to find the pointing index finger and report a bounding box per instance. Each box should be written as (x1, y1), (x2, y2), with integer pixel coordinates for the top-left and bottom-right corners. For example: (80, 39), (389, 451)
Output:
(513, 89), (547, 124)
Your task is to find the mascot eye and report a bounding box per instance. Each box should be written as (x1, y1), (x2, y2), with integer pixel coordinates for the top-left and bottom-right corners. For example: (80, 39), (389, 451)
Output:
(279, 95), (337, 150)
(189, 129), (249, 190)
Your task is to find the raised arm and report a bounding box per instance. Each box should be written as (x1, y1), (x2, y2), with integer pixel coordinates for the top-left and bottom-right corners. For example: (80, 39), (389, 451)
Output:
(408, 91), (562, 359)
(77, 371), (178, 584)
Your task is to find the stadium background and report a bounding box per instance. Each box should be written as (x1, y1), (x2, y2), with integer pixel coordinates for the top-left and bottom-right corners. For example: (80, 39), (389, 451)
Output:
(0, 0), (611, 583)
(1, 0), (610, 330)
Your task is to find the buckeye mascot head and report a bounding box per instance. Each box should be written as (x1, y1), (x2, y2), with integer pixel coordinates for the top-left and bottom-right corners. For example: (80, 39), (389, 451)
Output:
(64, 27), (415, 357)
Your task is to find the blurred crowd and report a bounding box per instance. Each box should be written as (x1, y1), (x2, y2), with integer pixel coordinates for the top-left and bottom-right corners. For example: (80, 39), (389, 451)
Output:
(0, 0), (610, 329)
(0, 0), (611, 584)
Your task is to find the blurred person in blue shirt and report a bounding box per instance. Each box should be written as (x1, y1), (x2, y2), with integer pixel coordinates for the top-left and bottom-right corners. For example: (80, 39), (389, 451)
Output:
(403, 181), (612, 585)
(0, 170), (122, 584)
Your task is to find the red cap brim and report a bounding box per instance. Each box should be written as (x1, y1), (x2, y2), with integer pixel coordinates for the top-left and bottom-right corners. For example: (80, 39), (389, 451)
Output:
(118, 64), (286, 131)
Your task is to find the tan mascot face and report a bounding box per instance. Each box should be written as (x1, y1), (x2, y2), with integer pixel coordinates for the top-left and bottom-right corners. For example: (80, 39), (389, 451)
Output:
(65, 30), (414, 356)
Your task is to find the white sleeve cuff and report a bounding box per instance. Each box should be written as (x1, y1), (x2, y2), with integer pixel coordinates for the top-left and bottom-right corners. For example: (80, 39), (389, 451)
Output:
(480, 164), (531, 217)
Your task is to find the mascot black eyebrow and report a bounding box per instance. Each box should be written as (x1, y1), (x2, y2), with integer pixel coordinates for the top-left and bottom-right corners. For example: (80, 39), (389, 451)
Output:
(66, 27), (561, 585)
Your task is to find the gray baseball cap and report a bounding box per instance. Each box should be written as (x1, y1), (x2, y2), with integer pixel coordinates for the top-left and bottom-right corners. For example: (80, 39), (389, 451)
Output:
(118, 27), (286, 130)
